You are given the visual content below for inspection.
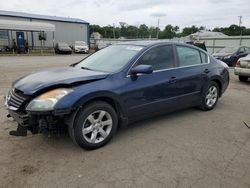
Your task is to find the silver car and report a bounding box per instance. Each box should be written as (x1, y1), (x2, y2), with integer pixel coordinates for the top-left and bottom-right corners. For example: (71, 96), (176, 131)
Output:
(234, 54), (250, 82)
(74, 41), (89, 53)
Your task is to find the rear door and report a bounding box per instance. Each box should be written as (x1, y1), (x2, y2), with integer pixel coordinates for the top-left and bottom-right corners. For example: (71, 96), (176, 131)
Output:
(121, 44), (180, 118)
(173, 45), (210, 107)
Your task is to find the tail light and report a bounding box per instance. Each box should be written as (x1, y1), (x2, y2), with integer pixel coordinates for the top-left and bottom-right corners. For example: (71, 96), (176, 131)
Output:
(236, 60), (240, 67)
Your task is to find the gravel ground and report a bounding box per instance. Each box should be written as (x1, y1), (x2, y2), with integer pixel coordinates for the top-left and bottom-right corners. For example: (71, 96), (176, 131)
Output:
(0, 55), (250, 188)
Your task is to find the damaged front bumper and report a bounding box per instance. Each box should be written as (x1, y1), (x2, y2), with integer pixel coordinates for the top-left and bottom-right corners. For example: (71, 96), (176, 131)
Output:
(4, 87), (78, 136)
(4, 90), (76, 136)
(8, 110), (29, 127)
(7, 108), (74, 136)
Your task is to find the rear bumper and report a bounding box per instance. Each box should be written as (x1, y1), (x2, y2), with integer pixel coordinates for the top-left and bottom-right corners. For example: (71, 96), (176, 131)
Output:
(234, 67), (250, 77)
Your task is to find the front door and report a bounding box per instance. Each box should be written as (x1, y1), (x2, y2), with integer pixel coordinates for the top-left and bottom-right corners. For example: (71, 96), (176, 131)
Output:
(16, 32), (25, 48)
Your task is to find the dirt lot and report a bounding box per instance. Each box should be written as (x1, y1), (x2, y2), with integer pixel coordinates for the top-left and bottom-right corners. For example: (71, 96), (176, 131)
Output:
(0, 55), (250, 188)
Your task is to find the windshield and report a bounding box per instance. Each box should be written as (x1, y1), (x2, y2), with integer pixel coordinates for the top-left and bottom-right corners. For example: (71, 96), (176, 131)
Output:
(217, 47), (238, 53)
(75, 41), (86, 46)
(76, 45), (143, 73)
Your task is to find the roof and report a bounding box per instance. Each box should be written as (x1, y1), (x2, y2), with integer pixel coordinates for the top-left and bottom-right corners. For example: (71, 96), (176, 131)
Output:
(0, 19), (55, 31)
(117, 40), (181, 47)
(116, 40), (204, 51)
(0, 10), (88, 24)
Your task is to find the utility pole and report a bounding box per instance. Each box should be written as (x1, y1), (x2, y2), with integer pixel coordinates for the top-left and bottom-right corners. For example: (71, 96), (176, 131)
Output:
(137, 24), (139, 38)
(113, 23), (116, 39)
(238, 16), (242, 45)
(156, 18), (160, 39)
(238, 16), (242, 27)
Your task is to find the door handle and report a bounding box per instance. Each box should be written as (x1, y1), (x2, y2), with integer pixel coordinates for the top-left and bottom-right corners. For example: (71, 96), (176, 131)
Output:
(204, 69), (210, 74)
(168, 76), (177, 84)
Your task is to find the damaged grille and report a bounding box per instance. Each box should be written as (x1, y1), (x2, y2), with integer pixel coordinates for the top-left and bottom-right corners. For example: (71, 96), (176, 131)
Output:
(7, 89), (28, 110)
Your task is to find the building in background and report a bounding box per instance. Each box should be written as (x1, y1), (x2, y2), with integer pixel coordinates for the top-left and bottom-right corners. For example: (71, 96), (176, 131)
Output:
(0, 10), (89, 51)
(189, 30), (228, 39)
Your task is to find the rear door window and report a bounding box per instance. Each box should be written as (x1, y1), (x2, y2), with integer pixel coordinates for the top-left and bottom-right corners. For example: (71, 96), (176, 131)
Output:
(176, 46), (202, 67)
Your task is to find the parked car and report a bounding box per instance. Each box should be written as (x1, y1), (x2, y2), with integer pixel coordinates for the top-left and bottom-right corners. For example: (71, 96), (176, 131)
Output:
(55, 42), (72, 54)
(212, 46), (250, 66)
(234, 54), (250, 82)
(5, 41), (229, 149)
(74, 41), (89, 53)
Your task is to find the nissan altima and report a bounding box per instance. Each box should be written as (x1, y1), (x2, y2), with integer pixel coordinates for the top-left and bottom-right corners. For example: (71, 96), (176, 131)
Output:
(4, 41), (229, 149)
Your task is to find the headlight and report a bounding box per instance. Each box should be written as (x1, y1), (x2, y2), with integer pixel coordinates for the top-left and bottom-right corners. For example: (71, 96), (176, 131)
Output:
(26, 88), (73, 111)
(224, 55), (231, 59)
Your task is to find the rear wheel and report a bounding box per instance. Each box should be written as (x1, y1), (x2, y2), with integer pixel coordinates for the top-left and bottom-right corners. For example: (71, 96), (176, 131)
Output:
(200, 81), (219, 111)
(72, 101), (118, 150)
(239, 76), (248, 82)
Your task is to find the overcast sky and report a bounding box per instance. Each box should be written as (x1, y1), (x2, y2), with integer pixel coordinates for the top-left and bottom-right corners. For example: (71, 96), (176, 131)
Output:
(1, 0), (250, 30)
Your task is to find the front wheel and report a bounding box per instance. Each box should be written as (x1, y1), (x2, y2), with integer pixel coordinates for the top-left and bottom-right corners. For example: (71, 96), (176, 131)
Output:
(72, 101), (118, 150)
(200, 81), (219, 111)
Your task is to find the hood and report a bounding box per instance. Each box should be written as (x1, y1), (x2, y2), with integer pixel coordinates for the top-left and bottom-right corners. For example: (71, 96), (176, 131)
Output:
(59, 47), (72, 51)
(13, 67), (109, 95)
(212, 52), (233, 57)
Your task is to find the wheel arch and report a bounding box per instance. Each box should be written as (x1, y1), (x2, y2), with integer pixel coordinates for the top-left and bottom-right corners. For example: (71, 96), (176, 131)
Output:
(66, 93), (128, 130)
(211, 78), (222, 97)
(81, 96), (126, 119)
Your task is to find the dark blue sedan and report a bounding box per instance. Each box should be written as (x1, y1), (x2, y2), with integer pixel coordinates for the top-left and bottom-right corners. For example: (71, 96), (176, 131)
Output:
(5, 41), (229, 149)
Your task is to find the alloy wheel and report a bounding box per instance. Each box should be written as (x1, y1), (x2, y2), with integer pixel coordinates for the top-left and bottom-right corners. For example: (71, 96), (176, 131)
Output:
(205, 86), (218, 108)
(82, 110), (113, 144)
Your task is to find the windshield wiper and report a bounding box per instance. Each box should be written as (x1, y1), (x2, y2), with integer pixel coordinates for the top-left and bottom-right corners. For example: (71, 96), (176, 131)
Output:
(81, 67), (94, 71)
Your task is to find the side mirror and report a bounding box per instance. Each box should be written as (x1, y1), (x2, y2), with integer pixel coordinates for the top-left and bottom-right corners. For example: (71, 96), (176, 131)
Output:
(130, 65), (153, 75)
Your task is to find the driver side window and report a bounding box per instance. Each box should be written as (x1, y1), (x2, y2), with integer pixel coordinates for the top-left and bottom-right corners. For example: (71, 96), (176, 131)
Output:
(137, 45), (175, 71)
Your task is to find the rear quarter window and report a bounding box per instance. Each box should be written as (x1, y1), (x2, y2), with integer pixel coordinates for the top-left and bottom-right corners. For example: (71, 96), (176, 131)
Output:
(200, 51), (208, 63)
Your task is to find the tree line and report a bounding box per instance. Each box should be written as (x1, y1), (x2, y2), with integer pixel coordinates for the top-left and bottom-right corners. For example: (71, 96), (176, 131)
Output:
(90, 24), (250, 39)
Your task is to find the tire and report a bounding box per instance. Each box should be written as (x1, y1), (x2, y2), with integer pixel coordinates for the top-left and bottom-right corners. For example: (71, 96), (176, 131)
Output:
(200, 81), (219, 111)
(72, 101), (118, 150)
(239, 76), (248, 82)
